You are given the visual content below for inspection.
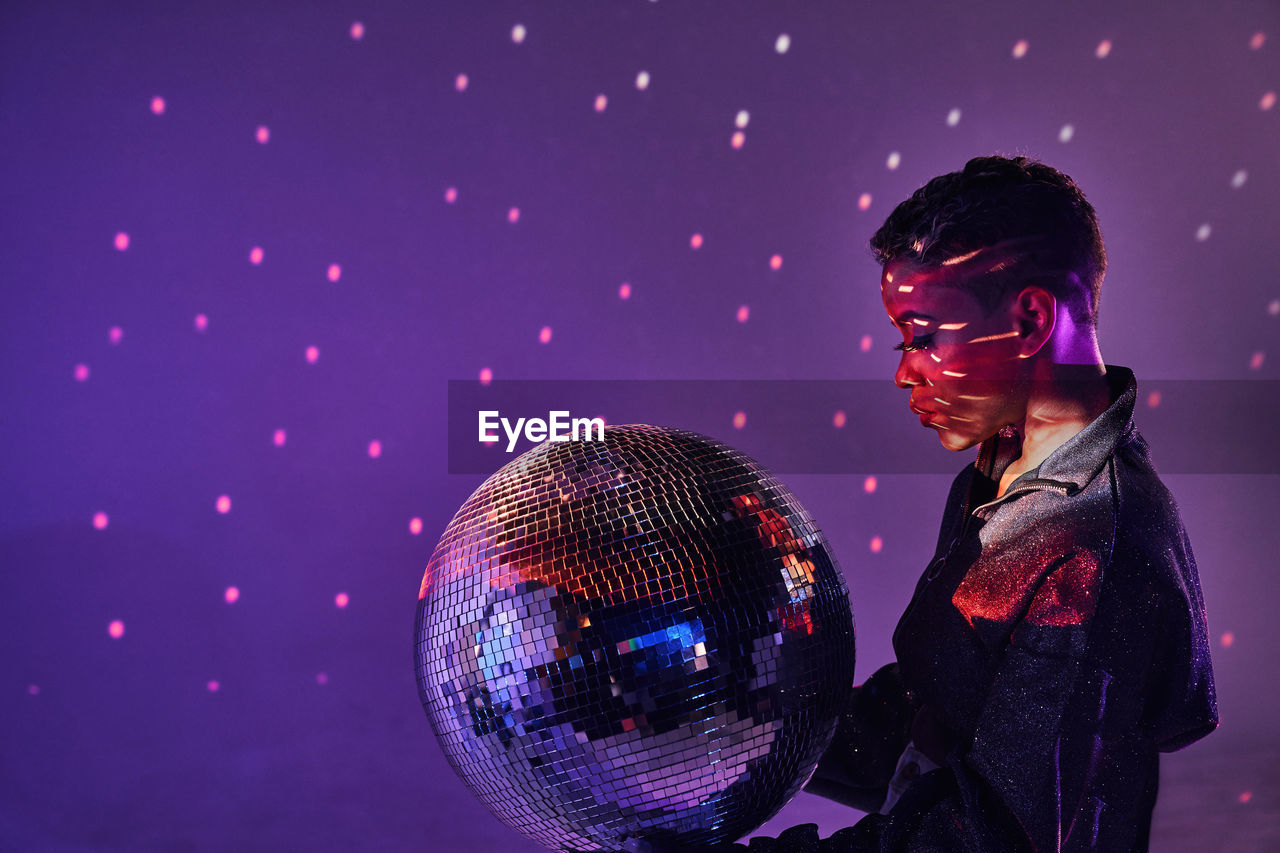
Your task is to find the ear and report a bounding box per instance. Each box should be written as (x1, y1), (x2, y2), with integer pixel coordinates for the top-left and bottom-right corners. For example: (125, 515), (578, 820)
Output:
(1011, 286), (1056, 359)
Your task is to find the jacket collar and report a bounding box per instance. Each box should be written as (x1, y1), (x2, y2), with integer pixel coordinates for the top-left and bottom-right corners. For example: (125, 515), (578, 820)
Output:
(973, 363), (1137, 503)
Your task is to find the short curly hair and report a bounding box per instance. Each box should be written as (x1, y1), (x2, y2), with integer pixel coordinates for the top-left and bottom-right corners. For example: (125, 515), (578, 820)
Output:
(870, 155), (1106, 328)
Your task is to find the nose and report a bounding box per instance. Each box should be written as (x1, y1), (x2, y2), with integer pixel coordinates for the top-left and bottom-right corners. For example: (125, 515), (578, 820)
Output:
(894, 355), (923, 389)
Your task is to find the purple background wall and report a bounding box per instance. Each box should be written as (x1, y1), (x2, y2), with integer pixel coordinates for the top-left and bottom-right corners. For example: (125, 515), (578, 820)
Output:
(2, 1), (1277, 850)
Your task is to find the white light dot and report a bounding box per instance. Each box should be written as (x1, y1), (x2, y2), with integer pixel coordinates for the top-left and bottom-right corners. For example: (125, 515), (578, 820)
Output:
(335, 592), (350, 609)
(507, 207), (520, 223)
(870, 536), (883, 553)
(444, 186), (458, 203)
(511, 23), (526, 44)
(273, 428), (287, 446)
(108, 620), (125, 639)
(74, 363), (90, 382)
(150, 96), (166, 115)
(93, 512), (109, 530)
(833, 411), (847, 429)
(775, 34), (791, 54)
(635, 70), (651, 90)
(886, 151), (901, 170)
(327, 264), (341, 282)
(409, 517), (423, 535)
(736, 305), (750, 323)
(255, 125), (270, 144)
(946, 108), (962, 127)
(109, 326), (123, 345)
(594, 94), (608, 112)
(1266, 299), (1280, 316)
(206, 680), (220, 692)
(539, 326), (552, 344)
(1058, 124), (1075, 143)
(1261, 91), (1276, 111)
(455, 73), (469, 92)
(730, 131), (745, 149)
(1096, 40), (1112, 59)
(733, 411), (747, 429)
(194, 314), (208, 332)
(114, 232), (130, 251)
(479, 367), (493, 385)
(225, 586), (240, 604)
(859, 334), (872, 352)
(1249, 351), (1265, 370)
(249, 246), (264, 265)
(735, 110), (750, 129)
(1012, 39), (1028, 58)
(1195, 223), (1212, 242)
(1231, 170), (1248, 189)
(216, 494), (231, 514)
(350, 21), (365, 41)
(1250, 32), (1265, 50)
(690, 233), (703, 250)
(305, 346), (320, 364)
(368, 439), (382, 459)
(618, 282), (631, 300)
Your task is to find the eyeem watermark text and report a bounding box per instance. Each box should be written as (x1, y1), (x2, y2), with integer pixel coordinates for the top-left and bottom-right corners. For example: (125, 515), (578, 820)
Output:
(479, 410), (606, 452)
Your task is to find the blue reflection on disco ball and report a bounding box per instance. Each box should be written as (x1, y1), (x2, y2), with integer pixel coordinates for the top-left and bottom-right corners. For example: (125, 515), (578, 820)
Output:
(413, 425), (855, 851)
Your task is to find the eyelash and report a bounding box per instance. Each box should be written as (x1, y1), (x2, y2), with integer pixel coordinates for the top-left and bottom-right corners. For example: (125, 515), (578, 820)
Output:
(893, 335), (935, 352)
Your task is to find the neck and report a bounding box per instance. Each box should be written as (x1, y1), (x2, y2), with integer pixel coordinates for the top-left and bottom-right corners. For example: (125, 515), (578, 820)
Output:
(1003, 356), (1111, 481)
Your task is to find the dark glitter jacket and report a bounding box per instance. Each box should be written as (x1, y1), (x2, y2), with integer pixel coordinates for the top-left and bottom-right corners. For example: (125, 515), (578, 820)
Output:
(724, 364), (1220, 853)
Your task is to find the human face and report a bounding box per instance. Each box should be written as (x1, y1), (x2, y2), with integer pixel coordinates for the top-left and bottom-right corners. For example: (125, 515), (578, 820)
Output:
(881, 259), (1029, 451)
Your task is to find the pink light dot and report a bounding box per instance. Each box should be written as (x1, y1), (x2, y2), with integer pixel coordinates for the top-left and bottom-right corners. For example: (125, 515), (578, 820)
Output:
(316, 672), (329, 685)
(1096, 39), (1112, 58)
(194, 314), (208, 332)
(74, 363), (90, 382)
(273, 428), (287, 447)
(539, 325), (553, 344)
(455, 73), (469, 92)
(690, 233), (704, 250)
(249, 246), (264, 265)
(216, 494), (231, 514)
(870, 536), (883, 553)
(732, 411), (746, 429)
(1249, 351), (1265, 370)
(367, 439), (382, 459)
(444, 186), (458, 203)
(28, 684), (39, 696)
(409, 517), (423, 535)
(335, 592), (349, 609)
(1012, 39), (1028, 58)
(1261, 91), (1276, 111)
(305, 346), (320, 364)
(150, 96), (166, 115)
(479, 367), (493, 385)
(108, 620), (125, 639)
(858, 193), (873, 211)
(109, 326), (123, 344)
(736, 305), (750, 323)
(350, 21), (365, 40)
(225, 586), (240, 604)
(327, 264), (342, 282)
(1239, 791), (1252, 804)
(114, 232), (130, 251)
(1250, 32), (1265, 50)
(206, 680), (220, 693)
(93, 512), (109, 530)
(594, 94), (608, 112)
(859, 334), (872, 352)
(833, 410), (847, 429)
(769, 254), (783, 270)
(863, 476), (877, 494)
(730, 131), (745, 149)
(1146, 390), (1161, 408)
(255, 125), (270, 144)
(618, 282), (631, 300)
(1221, 631), (1234, 647)
(507, 206), (520, 223)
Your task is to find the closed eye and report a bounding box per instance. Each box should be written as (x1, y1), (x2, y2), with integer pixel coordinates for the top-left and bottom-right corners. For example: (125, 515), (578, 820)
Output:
(893, 335), (934, 352)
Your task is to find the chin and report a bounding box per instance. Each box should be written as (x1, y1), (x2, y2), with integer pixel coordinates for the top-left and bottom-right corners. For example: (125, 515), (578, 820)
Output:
(936, 430), (981, 452)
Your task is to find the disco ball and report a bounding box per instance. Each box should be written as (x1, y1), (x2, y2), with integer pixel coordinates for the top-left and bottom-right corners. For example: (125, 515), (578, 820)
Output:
(413, 424), (855, 852)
